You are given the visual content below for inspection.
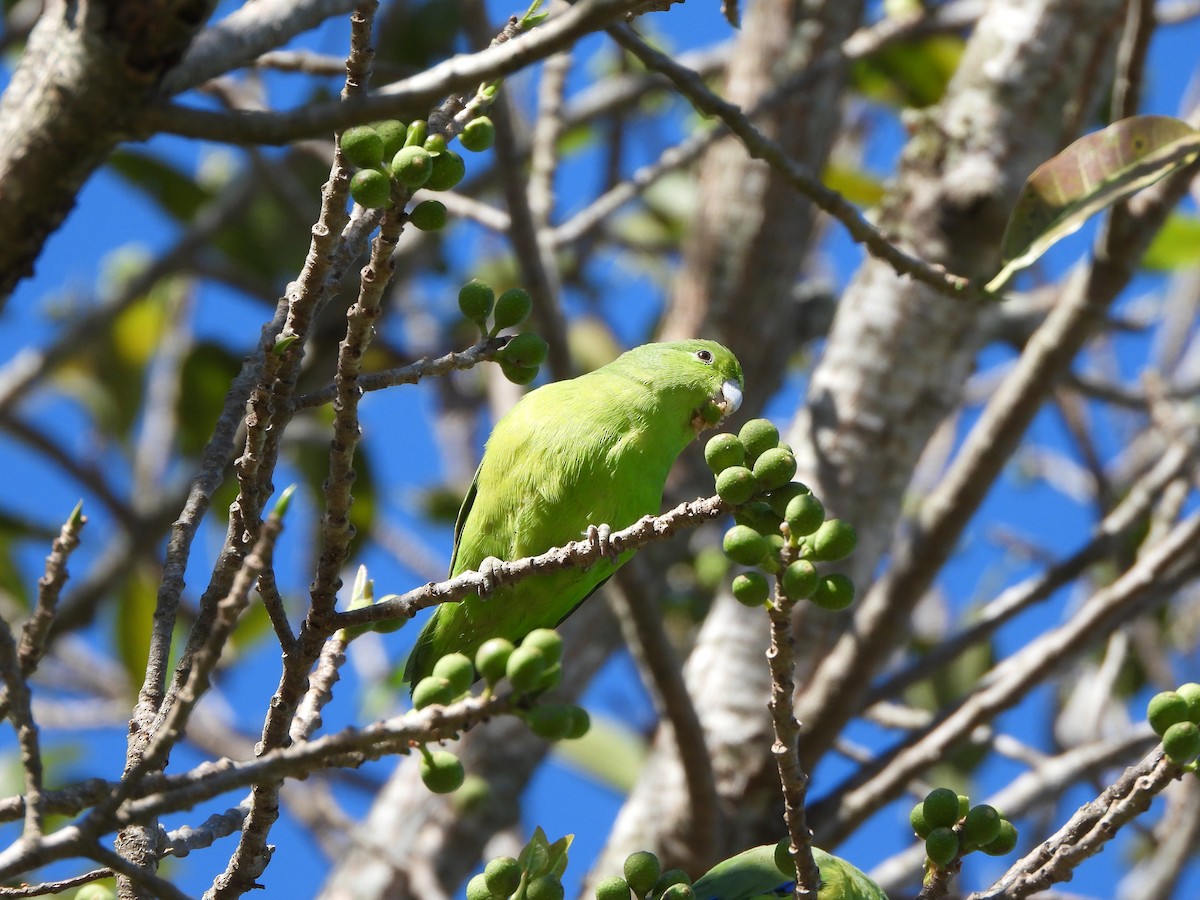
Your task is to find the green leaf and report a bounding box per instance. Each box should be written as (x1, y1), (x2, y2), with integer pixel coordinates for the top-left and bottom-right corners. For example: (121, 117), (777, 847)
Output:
(1142, 212), (1200, 271)
(108, 149), (212, 222)
(823, 164), (886, 208)
(550, 713), (647, 791)
(852, 35), (963, 109)
(989, 115), (1200, 291)
(178, 341), (242, 456)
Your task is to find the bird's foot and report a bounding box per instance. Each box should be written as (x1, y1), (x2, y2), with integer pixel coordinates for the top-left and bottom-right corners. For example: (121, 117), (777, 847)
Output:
(586, 524), (618, 563)
(478, 556), (504, 597)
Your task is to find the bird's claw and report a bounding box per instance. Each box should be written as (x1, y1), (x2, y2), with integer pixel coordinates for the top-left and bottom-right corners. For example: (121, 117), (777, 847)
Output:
(478, 556), (503, 597)
(587, 524), (618, 563)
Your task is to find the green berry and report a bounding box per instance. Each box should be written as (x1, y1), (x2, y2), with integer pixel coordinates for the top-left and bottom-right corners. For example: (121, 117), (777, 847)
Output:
(349, 168), (392, 208)
(373, 119), (407, 158)
(925, 827), (959, 867)
(808, 519), (858, 562)
(522, 628), (564, 666)
(660, 885), (694, 900)
(527, 875), (565, 900)
(499, 332), (549, 368)
(782, 560), (819, 601)
(652, 869), (690, 897)
(766, 482), (810, 518)
(784, 493), (825, 538)
(431, 653), (474, 695)
(962, 804), (1003, 849)
(732, 571), (771, 607)
(506, 645), (547, 693)
(910, 801), (931, 838)
(723, 524), (769, 567)
(739, 419), (780, 464)
(733, 501), (781, 536)
(426, 149), (467, 191)
(465, 873), (493, 900)
(419, 749), (465, 793)
(424, 133), (449, 155)
(958, 794), (971, 820)
(412, 676), (454, 710)
(485, 856), (523, 897)
(922, 788), (961, 829)
(715, 466), (760, 506)
(494, 288), (533, 330)
(475, 637), (514, 686)
(623, 851), (661, 897)
(405, 119), (429, 148)
(341, 125), (385, 168)
(460, 116), (496, 152)
(1148, 691), (1191, 735)
(1163, 720), (1200, 764)
(752, 447), (797, 491)
(981, 819), (1018, 856)
(527, 703), (576, 741)
(564, 705), (591, 739)
(458, 280), (495, 324)
(501, 361), (540, 385)
(705, 433), (746, 474)
(452, 774), (492, 814)
(409, 199), (447, 231)
(392, 145), (433, 188)
(595, 875), (632, 900)
(1178, 682), (1200, 723)
(536, 662), (563, 692)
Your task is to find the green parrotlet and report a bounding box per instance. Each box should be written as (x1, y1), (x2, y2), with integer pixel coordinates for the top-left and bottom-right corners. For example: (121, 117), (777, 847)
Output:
(404, 339), (744, 688)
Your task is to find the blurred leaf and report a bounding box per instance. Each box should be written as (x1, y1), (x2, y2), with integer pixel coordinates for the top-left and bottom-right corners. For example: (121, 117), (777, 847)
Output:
(375, 0), (462, 72)
(991, 115), (1200, 291)
(1142, 212), (1200, 271)
(551, 713), (647, 791)
(108, 149), (212, 221)
(226, 594), (274, 658)
(853, 35), (963, 109)
(177, 341), (242, 456)
(823, 163), (886, 208)
(291, 416), (376, 560)
(114, 564), (161, 696)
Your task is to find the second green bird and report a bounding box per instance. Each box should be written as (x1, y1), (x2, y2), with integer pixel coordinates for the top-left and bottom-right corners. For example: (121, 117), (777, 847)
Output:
(404, 339), (744, 688)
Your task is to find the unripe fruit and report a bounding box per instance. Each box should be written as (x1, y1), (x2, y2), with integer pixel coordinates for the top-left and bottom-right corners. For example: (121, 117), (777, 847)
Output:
(485, 856), (522, 897)
(424, 133), (449, 155)
(426, 149), (467, 191)
(405, 119), (428, 148)
(752, 447), (797, 491)
(732, 571), (771, 607)
(595, 875), (632, 900)
(982, 819), (1019, 856)
(922, 788), (962, 829)
(739, 419), (780, 464)
(536, 662), (563, 692)
(374, 119), (407, 158)
(465, 873), (493, 900)
(564, 705), (591, 739)
(715, 466), (759, 506)
(733, 501), (780, 536)
(460, 116), (496, 152)
(523, 628), (564, 666)
(705, 433), (745, 473)
(409, 199), (447, 231)
(808, 519), (858, 562)
(506, 645), (547, 693)
(624, 851), (661, 897)
(925, 827), (959, 867)
(452, 774), (491, 814)
(1178, 682), (1200, 723)
(527, 876), (565, 900)
(1163, 720), (1200, 764)
(723, 524), (769, 567)
(527, 704), (576, 740)
(784, 493), (825, 538)
(782, 560), (818, 601)
(958, 794), (971, 821)
(419, 749), (465, 793)
(660, 885), (694, 900)
(341, 125), (385, 168)
(499, 332), (549, 368)
(962, 804), (1003, 849)
(431, 653), (474, 695)
(412, 676), (454, 710)
(910, 801), (931, 838)
(811, 573), (855, 611)
(494, 288), (533, 330)
(1148, 691), (1191, 735)
(458, 280), (495, 324)
(392, 145), (433, 188)
(349, 168), (392, 208)
(475, 637), (514, 686)
(501, 361), (540, 385)
(767, 482), (810, 518)
(653, 869), (690, 897)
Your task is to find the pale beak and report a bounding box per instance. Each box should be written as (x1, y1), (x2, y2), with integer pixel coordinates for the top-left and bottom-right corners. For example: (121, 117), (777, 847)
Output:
(720, 380), (743, 416)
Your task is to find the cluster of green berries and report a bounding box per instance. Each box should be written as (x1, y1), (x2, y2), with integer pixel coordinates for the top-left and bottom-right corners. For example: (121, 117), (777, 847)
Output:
(340, 115), (493, 217)
(706, 419), (857, 611)
(909, 787), (1018, 869)
(467, 828), (571, 900)
(1147, 682), (1200, 768)
(594, 850), (695, 900)
(458, 279), (548, 385)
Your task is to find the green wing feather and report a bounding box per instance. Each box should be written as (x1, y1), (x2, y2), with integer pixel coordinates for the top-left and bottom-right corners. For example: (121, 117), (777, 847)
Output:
(691, 843), (889, 900)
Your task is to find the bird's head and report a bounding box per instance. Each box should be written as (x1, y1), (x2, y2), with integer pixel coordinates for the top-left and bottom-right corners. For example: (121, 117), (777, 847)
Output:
(675, 340), (743, 434)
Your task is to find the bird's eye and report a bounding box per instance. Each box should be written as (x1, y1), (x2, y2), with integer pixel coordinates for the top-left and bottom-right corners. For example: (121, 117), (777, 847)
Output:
(696, 349), (713, 364)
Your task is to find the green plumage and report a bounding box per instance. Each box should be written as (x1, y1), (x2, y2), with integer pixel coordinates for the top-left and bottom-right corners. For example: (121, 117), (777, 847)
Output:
(691, 843), (889, 900)
(404, 340), (744, 688)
